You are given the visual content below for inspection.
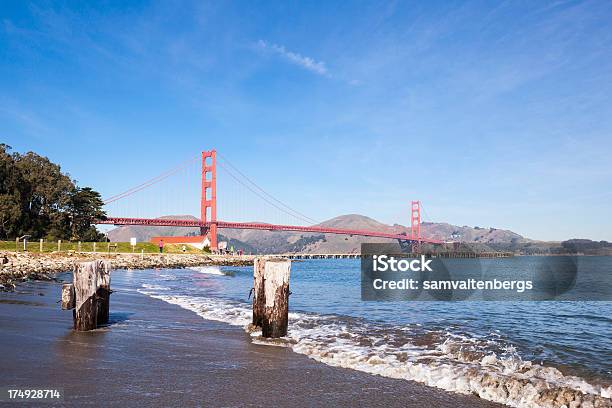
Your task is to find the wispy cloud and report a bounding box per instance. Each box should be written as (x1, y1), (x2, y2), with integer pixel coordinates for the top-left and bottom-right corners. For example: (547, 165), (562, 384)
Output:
(0, 98), (52, 140)
(257, 40), (328, 76)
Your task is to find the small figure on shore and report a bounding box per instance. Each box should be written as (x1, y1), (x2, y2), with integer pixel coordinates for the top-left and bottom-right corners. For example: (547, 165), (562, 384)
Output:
(159, 240), (164, 253)
(181, 245), (186, 253)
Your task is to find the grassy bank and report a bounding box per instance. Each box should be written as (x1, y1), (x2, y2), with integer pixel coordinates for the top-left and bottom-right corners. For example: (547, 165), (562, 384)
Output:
(0, 240), (208, 254)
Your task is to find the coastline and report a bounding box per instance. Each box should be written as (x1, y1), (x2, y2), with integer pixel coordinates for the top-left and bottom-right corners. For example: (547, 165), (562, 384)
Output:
(2, 256), (610, 407)
(0, 277), (503, 407)
(0, 251), (253, 290)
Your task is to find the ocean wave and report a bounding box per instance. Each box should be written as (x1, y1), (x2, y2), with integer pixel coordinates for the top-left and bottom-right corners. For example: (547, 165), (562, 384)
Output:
(138, 287), (611, 408)
(141, 283), (170, 291)
(186, 266), (226, 276)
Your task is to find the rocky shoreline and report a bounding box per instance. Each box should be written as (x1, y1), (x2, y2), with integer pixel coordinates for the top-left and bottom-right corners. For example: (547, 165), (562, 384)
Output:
(0, 251), (254, 291)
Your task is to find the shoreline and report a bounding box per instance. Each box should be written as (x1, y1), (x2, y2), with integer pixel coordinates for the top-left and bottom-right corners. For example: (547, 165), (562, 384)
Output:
(0, 277), (503, 407)
(0, 251), (253, 290)
(2, 262), (610, 407)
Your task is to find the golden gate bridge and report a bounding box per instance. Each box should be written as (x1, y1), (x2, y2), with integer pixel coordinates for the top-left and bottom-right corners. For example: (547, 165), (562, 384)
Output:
(97, 150), (444, 251)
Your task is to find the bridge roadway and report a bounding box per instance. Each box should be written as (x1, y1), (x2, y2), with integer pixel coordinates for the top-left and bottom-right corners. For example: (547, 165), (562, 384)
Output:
(281, 253), (362, 259)
(280, 252), (513, 259)
(97, 217), (444, 244)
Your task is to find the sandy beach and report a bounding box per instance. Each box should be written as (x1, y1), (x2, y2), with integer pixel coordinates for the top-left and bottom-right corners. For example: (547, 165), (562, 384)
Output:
(0, 276), (503, 407)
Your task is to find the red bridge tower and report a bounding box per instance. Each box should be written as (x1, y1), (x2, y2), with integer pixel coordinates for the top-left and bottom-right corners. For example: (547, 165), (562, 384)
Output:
(411, 200), (421, 252)
(201, 150), (218, 250)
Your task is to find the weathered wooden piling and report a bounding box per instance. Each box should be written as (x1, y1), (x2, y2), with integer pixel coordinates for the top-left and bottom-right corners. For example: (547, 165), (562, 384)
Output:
(61, 283), (75, 310)
(252, 257), (266, 327)
(60, 260), (112, 331)
(72, 261), (98, 331)
(261, 259), (291, 338)
(95, 261), (111, 325)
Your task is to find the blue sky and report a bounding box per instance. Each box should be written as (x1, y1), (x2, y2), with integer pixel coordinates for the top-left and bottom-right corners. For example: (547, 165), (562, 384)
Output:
(1, 1), (611, 241)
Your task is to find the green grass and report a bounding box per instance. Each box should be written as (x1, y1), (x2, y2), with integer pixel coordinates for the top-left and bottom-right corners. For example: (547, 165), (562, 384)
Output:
(0, 240), (209, 254)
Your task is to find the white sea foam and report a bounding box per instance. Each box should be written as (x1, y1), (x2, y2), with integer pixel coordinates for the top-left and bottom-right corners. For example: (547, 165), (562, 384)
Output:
(139, 287), (612, 408)
(187, 266), (225, 276)
(141, 283), (170, 291)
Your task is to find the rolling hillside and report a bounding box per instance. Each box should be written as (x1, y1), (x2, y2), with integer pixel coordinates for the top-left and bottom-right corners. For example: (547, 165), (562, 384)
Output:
(107, 214), (528, 254)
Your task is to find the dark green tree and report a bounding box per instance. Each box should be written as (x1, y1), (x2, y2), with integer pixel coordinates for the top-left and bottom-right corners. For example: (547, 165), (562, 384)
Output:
(0, 144), (106, 241)
(15, 150), (74, 238)
(0, 144), (24, 238)
(68, 187), (106, 241)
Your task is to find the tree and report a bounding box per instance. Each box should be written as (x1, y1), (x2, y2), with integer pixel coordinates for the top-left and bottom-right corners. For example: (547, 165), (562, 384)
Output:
(15, 151), (74, 238)
(0, 144), (106, 240)
(68, 187), (106, 241)
(0, 193), (21, 239)
(0, 144), (24, 239)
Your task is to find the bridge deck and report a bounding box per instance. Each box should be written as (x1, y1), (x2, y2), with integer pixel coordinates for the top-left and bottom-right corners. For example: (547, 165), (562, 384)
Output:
(97, 217), (445, 244)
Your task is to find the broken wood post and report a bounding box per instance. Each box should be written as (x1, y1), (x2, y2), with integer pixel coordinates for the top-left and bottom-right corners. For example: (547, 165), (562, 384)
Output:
(252, 257), (266, 327)
(61, 283), (75, 310)
(67, 260), (112, 331)
(93, 242), (97, 253)
(57, 239), (61, 252)
(262, 259), (291, 338)
(72, 261), (98, 331)
(95, 261), (111, 325)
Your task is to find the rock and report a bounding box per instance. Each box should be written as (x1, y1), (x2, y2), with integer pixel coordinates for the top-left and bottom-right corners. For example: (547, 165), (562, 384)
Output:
(0, 250), (253, 291)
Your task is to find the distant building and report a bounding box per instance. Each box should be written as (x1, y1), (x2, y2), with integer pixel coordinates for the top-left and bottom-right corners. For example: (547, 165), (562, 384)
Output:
(150, 235), (209, 250)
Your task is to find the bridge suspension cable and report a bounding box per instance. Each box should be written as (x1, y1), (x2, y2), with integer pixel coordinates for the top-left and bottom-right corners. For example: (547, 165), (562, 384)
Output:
(217, 153), (318, 225)
(419, 202), (434, 224)
(217, 159), (317, 225)
(103, 155), (200, 205)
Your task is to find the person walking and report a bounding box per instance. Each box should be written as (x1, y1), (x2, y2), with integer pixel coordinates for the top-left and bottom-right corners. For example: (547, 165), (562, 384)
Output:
(159, 239), (164, 253)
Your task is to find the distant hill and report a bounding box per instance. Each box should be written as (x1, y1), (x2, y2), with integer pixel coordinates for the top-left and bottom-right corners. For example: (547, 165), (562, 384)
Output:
(560, 239), (612, 255)
(107, 213), (529, 254)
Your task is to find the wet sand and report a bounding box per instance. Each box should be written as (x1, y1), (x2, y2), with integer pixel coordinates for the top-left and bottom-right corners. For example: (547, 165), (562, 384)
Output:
(0, 278), (502, 407)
